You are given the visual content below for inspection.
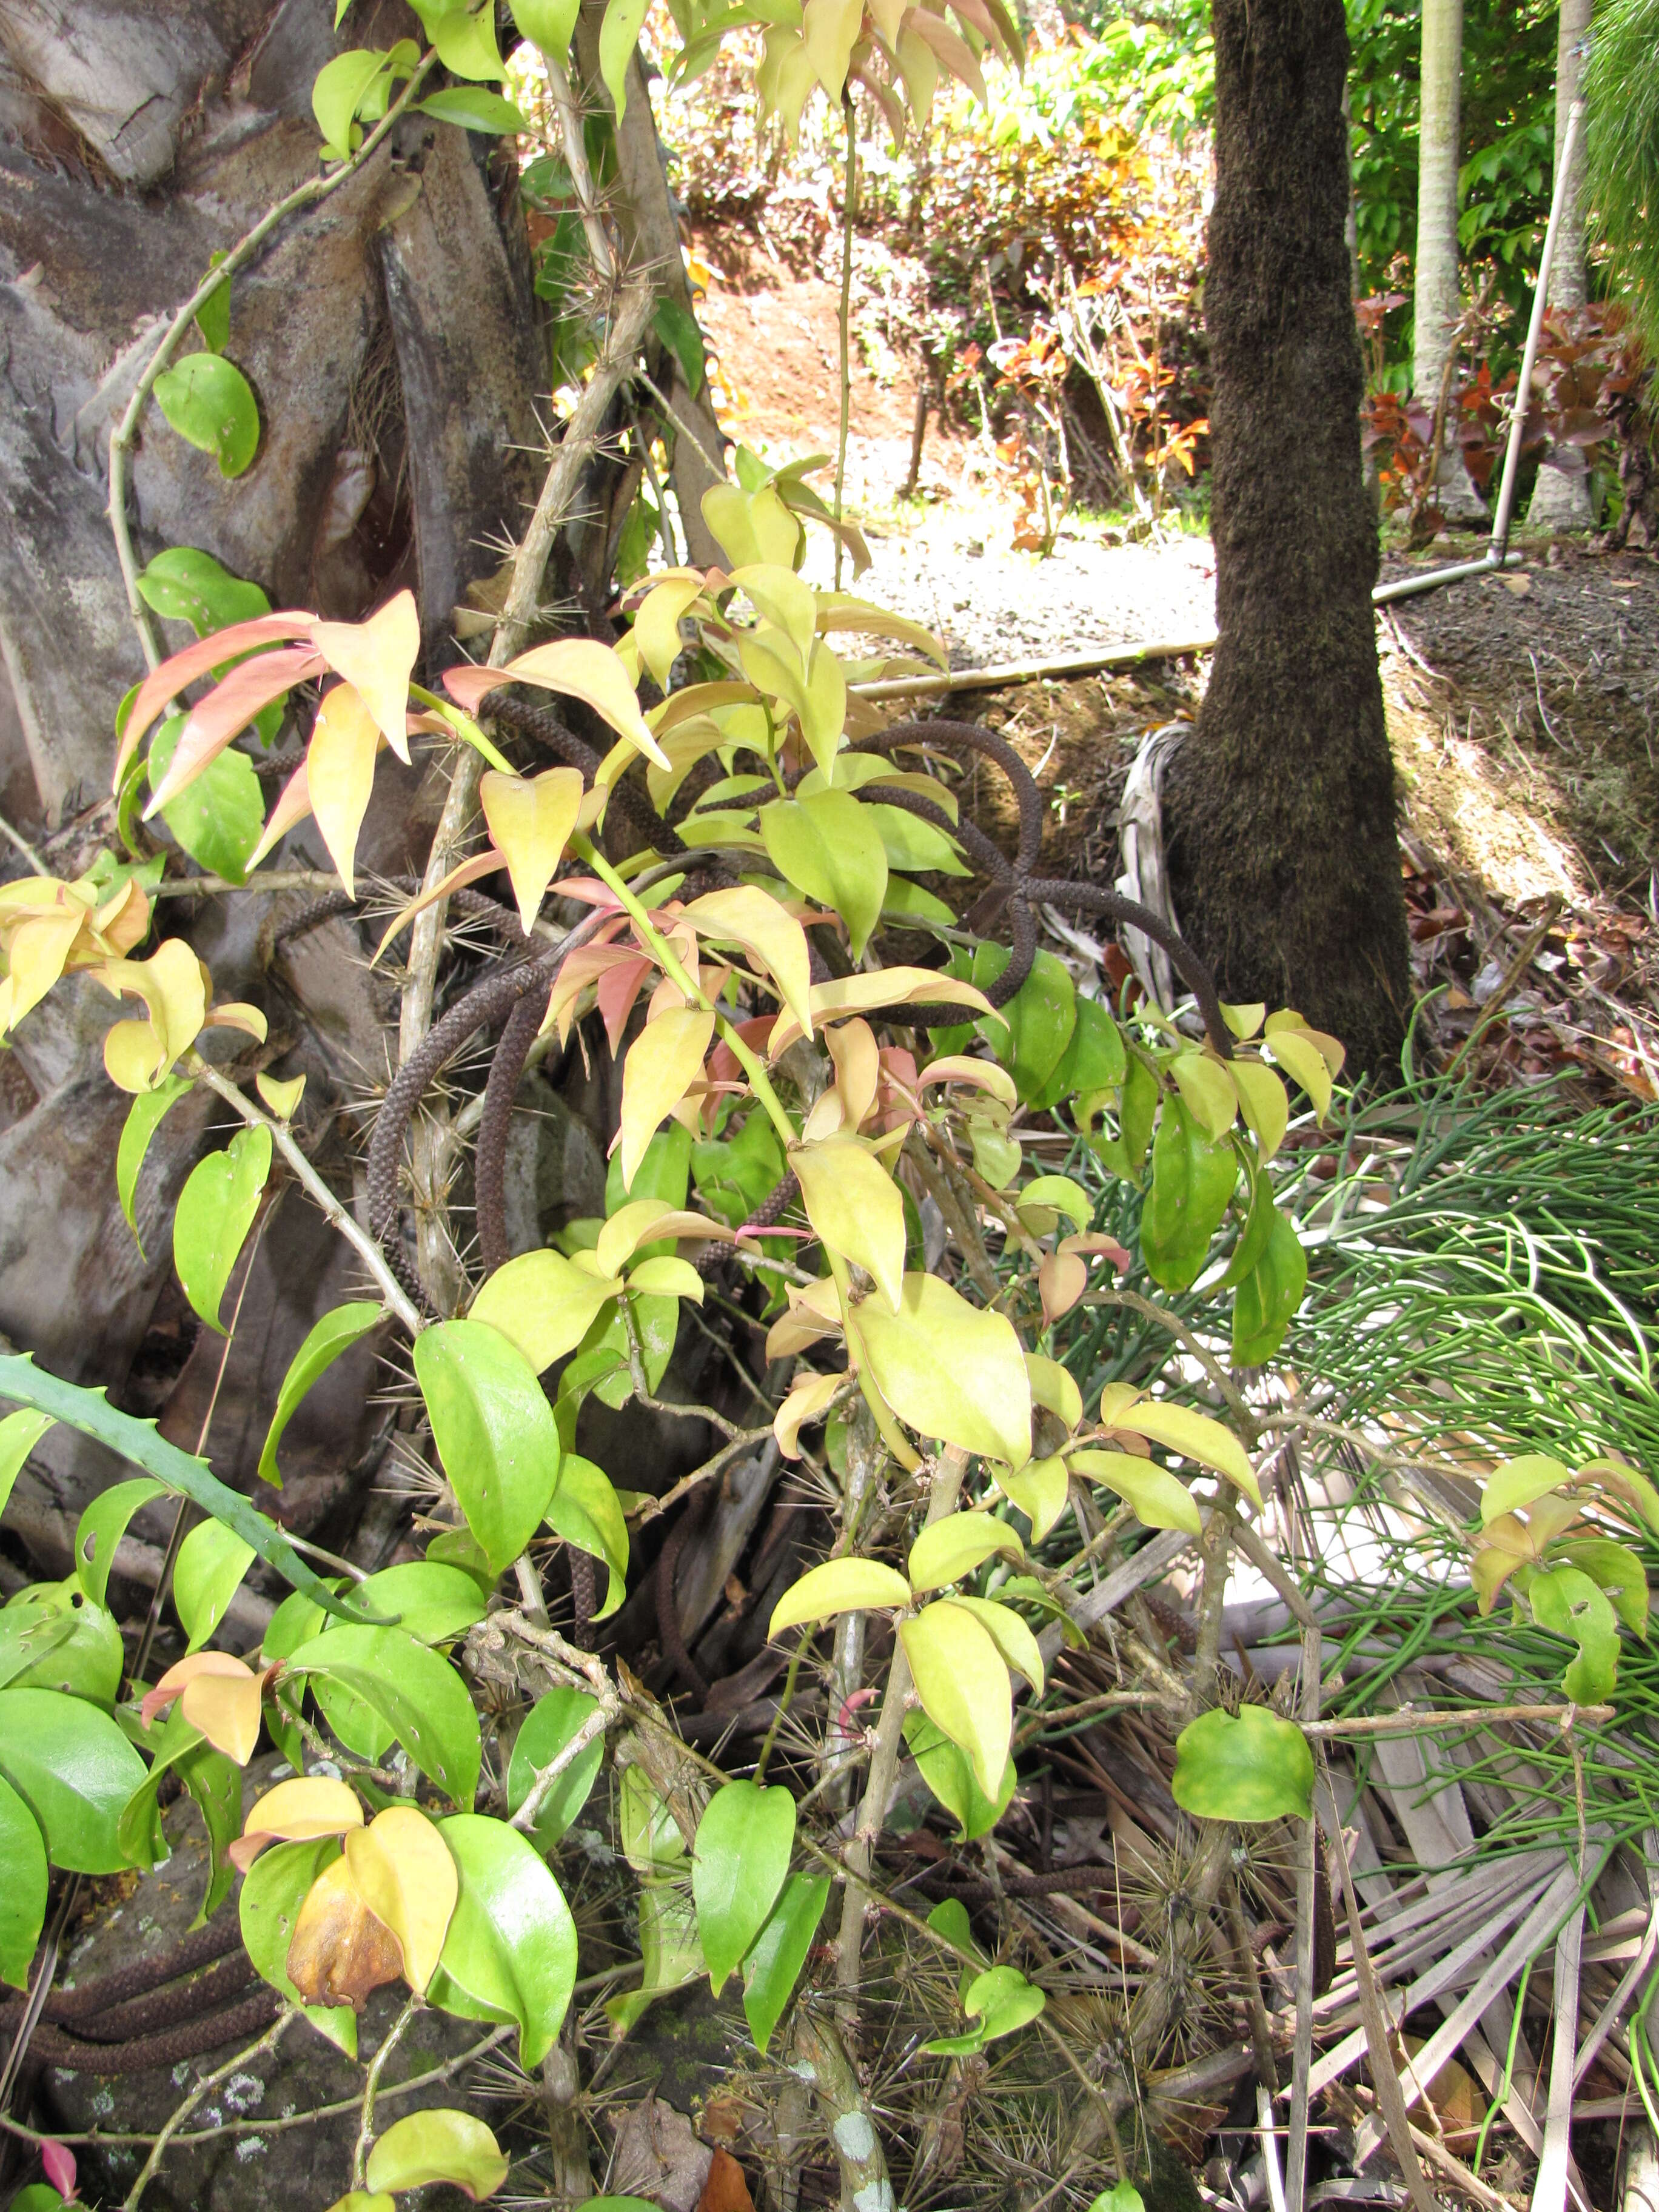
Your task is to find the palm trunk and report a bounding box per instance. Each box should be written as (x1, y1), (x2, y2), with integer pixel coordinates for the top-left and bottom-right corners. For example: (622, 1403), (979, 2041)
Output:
(0, 0), (549, 1562)
(1161, 0), (1411, 1076)
(1413, 0), (1487, 519)
(1527, 0), (1598, 529)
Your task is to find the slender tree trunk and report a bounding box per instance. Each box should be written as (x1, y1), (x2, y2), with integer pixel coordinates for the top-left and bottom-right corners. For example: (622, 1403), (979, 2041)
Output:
(1527, 0), (1598, 529)
(1162, 0), (1411, 1075)
(1413, 0), (1487, 518)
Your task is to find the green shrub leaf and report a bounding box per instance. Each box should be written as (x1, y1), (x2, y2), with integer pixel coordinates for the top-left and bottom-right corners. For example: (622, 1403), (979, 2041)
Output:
(692, 1780), (797, 1993)
(1171, 1705), (1313, 1823)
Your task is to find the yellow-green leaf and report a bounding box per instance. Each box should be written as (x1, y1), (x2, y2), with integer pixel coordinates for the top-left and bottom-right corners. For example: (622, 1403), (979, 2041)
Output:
(1170, 1053), (1238, 1142)
(993, 1453), (1069, 1541)
(618, 1008), (715, 1190)
(943, 1593), (1044, 1695)
(305, 683), (380, 897)
(793, 1135), (905, 1310)
(851, 1273), (1032, 1469)
(899, 1598), (1011, 1799)
(364, 2110), (508, 2202)
(908, 1512), (1024, 1592)
(1068, 1447), (1201, 1537)
(1264, 1030), (1333, 1121)
(1025, 1355), (1081, 1435)
(1231, 1060), (1289, 1164)
(1107, 1401), (1259, 1507)
(634, 576), (705, 688)
(469, 1251), (623, 1375)
(598, 0), (650, 118)
(760, 789), (886, 960)
(768, 1558), (911, 1638)
(480, 766), (584, 935)
(1479, 1455), (1575, 1526)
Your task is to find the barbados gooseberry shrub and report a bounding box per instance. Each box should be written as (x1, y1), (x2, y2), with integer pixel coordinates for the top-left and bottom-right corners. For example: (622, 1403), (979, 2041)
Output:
(0, 9), (1650, 2207)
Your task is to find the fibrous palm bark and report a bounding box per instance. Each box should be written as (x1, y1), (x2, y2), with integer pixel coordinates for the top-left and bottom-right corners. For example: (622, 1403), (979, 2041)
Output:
(0, 0), (546, 1558)
(1161, 0), (1411, 1075)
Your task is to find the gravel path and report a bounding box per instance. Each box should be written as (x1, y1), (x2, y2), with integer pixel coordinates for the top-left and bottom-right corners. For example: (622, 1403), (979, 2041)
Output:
(800, 515), (1218, 671)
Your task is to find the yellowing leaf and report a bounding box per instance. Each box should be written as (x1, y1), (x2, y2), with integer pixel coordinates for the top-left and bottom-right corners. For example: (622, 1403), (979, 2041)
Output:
(749, 486), (804, 566)
(343, 1805), (458, 1994)
(768, 967), (992, 1053)
(899, 1598), (1011, 1798)
(1025, 1354), (1081, 1434)
(96, 939), (210, 1092)
(908, 1512), (1024, 1591)
(444, 639), (667, 768)
(1106, 1402), (1260, 1508)
(469, 1250), (623, 1373)
(994, 1454), (1069, 1541)
(827, 1018), (880, 1126)
(1264, 1029), (1334, 1120)
(1170, 1053), (1238, 1142)
(729, 563), (817, 665)
(370, 848), (508, 965)
(233, 1775), (363, 1871)
(702, 484), (763, 568)
(947, 1594), (1045, 1696)
(774, 1369), (846, 1457)
(364, 2111), (508, 2203)
(793, 1136), (905, 1310)
(181, 1667), (265, 1763)
(287, 1852), (404, 2009)
(480, 766), (585, 934)
(683, 885), (814, 1041)
(768, 1558), (911, 1638)
(919, 1054), (1017, 1106)
(1, 909), (83, 1030)
(634, 575), (706, 688)
(619, 1008), (715, 1189)
(247, 756), (315, 873)
(306, 683), (381, 897)
(256, 1071), (306, 1120)
(850, 1273), (1032, 1469)
(1068, 1447), (1201, 1537)
(803, 0), (864, 96)
(312, 591), (420, 762)
(1231, 1061), (1289, 1163)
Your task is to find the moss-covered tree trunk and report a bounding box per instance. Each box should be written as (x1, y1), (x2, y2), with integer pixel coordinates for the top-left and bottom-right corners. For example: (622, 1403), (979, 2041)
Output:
(1162, 0), (1411, 1074)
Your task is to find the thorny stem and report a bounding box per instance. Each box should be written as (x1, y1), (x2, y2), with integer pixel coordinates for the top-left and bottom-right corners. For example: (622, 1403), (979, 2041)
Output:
(190, 1058), (420, 1332)
(906, 1129), (999, 1301)
(512, 1701), (613, 1831)
(122, 2008), (295, 2210)
(834, 1445), (968, 2029)
(107, 56), (439, 671)
(541, 43), (615, 280)
(0, 2028), (513, 2151)
(396, 275), (657, 1313)
(571, 836), (800, 1154)
(833, 92), (857, 594)
(755, 1632), (811, 1786)
(352, 1992), (421, 2190)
